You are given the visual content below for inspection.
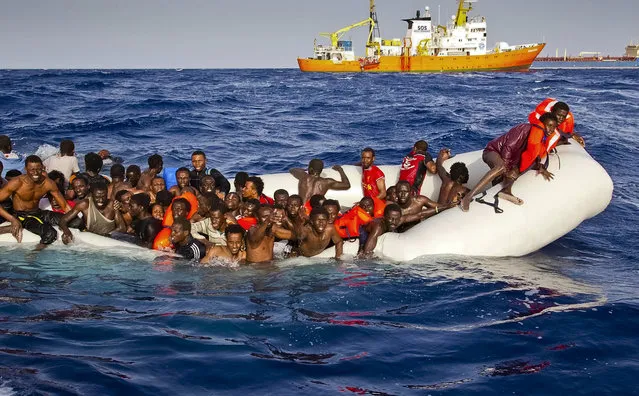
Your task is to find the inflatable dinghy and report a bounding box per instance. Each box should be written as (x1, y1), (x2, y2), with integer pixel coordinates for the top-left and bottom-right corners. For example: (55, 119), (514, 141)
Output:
(256, 143), (613, 261)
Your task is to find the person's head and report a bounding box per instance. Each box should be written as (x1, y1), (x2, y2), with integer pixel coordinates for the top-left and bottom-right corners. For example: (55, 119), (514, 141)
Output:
(71, 174), (90, 199)
(148, 154), (163, 172)
(170, 217), (191, 245)
(208, 201), (229, 230)
(200, 175), (216, 195)
(155, 189), (173, 209)
(60, 140), (75, 156)
(171, 197), (191, 220)
(151, 177), (166, 193)
(413, 140), (428, 153)
(110, 164), (125, 180)
(130, 193), (152, 217)
(539, 113), (559, 136)
(115, 189), (133, 213)
(24, 155), (44, 184)
(361, 147), (376, 170)
(175, 167), (191, 188)
(91, 182), (110, 210)
(551, 102), (570, 125)
(386, 185), (398, 203)
(5, 169), (21, 181)
(0, 135), (12, 154)
(84, 152), (103, 174)
(225, 192), (241, 211)
(243, 176), (264, 199)
(126, 165), (141, 187)
(450, 162), (469, 184)
(273, 189), (289, 207)
(308, 159), (324, 176)
(383, 203), (403, 232)
(272, 203), (287, 226)
(309, 194), (325, 209)
(242, 198), (260, 218)
(47, 170), (65, 193)
(197, 193), (214, 216)
(256, 205), (273, 224)
(234, 172), (249, 193)
(359, 196), (375, 216)
(287, 194), (303, 218)
(395, 181), (412, 205)
(309, 207), (330, 233)
(191, 150), (207, 172)
(322, 199), (340, 223)
(224, 224), (245, 256)
(151, 203), (165, 221)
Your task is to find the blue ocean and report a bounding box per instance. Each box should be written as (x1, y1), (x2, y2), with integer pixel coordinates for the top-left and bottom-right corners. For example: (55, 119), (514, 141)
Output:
(0, 69), (637, 395)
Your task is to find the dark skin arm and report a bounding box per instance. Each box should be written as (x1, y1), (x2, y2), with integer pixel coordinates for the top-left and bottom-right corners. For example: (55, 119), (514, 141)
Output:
(376, 178), (387, 200)
(59, 199), (89, 244)
(361, 220), (385, 256)
(331, 226), (343, 259)
(0, 179), (22, 241)
(328, 165), (351, 190)
(247, 220), (273, 249)
(289, 168), (306, 180)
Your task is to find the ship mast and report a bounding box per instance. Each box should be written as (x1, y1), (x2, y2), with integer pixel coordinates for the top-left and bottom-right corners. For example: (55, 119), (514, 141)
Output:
(369, 0), (381, 41)
(454, 0), (473, 27)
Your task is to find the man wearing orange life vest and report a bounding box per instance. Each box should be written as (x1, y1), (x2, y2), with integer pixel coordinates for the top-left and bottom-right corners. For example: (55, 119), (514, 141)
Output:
(529, 99), (585, 147)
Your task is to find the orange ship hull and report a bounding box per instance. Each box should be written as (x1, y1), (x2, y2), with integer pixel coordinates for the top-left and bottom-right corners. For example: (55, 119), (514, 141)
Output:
(298, 44), (545, 73)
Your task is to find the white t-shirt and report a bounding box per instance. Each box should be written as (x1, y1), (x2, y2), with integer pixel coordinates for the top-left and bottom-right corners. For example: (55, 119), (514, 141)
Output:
(43, 154), (80, 181)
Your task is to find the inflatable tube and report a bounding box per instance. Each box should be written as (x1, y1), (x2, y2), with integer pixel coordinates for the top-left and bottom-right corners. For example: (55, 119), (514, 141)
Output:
(252, 143), (612, 261)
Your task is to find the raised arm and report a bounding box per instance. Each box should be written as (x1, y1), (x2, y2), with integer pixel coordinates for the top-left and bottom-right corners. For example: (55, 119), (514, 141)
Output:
(436, 149), (452, 182)
(289, 168), (307, 180)
(327, 165), (351, 190)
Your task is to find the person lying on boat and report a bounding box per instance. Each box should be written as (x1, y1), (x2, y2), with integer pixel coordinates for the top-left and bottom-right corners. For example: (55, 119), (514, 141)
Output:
(128, 193), (162, 249)
(461, 113), (558, 212)
(59, 181), (124, 243)
(289, 159), (351, 202)
(296, 207), (343, 260)
(529, 99), (584, 147)
(170, 217), (206, 261)
(436, 149), (470, 205)
(201, 224), (246, 265)
(0, 155), (70, 250)
(360, 147), (386, 200)
(246, 205), (293, 264)
(398, 140), (437, 194)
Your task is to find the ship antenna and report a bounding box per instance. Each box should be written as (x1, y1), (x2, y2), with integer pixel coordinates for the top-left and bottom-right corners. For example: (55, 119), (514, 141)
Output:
(369, 0), (381, 40)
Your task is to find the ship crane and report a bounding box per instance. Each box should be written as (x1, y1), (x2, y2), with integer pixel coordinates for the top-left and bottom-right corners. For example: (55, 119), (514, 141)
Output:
(319, 17), (376, 48)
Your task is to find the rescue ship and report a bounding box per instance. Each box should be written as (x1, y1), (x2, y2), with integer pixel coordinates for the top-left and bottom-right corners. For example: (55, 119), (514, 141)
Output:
(297, 0), (545, 73)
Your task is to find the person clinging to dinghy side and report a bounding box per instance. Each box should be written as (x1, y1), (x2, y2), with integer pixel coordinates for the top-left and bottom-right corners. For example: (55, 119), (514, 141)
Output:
(359, 204), (403, 258)
(246, 205), (293, 263)
(436, 148), (470, 205)
(360, 147), (386, 200)
(460, 113), (559, 212)
(395, 180), (451, 231)
(0, 155), (71, 249)
(289, 159), (351, 203)
(170, 217), (207, 261)
(399, 140), (437, 194)
(529, 99), (585, 147)
(201, 224), (247, 264)
(296, 206), (343, 259)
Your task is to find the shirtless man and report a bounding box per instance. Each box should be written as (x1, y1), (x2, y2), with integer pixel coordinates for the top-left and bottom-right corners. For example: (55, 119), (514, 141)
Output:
(60, 182), (122, 243)
(225, 192), (241, 218)
(138, 154), (163, 191)
(246, 206), (293, 263)
(289, 159), (351, 202)
(296, 207), (343, 259)
(68, 174), (90, 201)
(286, 195), (304, 223)
(386, 186), (398, 203)
(201, 224), (247, 264)
(108, 164), (132, 200)
(359, 204), (403, 257)
(395, 180), (445, 220)
(169, 168), (197, 196)
(436, 149), (470, 205)
(126, 165), (141, 189)
(0, 155), (71, 249)
(149, 176), (167, 203)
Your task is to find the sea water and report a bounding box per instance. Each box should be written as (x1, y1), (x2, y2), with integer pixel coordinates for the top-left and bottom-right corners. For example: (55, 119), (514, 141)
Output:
(0, 69), (637, 395)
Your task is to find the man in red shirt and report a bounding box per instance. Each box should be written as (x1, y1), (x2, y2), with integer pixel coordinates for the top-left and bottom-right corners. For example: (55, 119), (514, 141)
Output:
(242, 176), (274, 205)
(360, 147), (386, 200)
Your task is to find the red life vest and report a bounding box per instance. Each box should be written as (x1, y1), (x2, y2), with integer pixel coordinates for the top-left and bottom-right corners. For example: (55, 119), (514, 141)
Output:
(335, 206), (373, 239)
(528, 98), (575, 135)
(237, 217), (258, 231)
(399, 151), (426, 187)
(152, 227), (172, 251)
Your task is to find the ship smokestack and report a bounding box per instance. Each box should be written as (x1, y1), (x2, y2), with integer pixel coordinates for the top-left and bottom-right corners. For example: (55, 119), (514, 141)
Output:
(416, 10), (420, 18)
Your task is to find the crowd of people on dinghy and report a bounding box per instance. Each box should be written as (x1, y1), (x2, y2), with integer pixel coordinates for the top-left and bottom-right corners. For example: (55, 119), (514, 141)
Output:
(0, 98), (585, 263)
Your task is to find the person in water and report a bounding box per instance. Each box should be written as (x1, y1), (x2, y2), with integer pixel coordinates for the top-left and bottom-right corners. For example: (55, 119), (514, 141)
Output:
(191, 201), (235, 246)
(360, 147), (386, 200)
(246, 205), (292, 264)
(398, 140), (437, 193)
(128, 193), (162, 249)
(436, 149), (470, 205)
(138, 154), (163, 191)
(296, 207), (343, 259)
(461, 113), (558, 211)
(289, 159), (351, 202)
(201, 224), (246, 264)
(170, 217), (206, 261)
(59, 182), (122, 243)
(359, 204), (403, 257)
(0, 155), (70, 249)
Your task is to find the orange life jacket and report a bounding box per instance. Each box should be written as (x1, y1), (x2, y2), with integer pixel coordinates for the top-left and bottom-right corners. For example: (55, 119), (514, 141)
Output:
(528, 98), (575, 135)
(162, 191), (199, 227)
(152, 227), (173, 251)
(372, 196), (386, 218)
(335, 206), (373, 239)
(519, 124), (552, 172)
(237, 217), (258, 231)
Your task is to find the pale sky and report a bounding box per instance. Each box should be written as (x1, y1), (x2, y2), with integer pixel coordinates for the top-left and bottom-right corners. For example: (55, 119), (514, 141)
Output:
(1, 0), (637, 68)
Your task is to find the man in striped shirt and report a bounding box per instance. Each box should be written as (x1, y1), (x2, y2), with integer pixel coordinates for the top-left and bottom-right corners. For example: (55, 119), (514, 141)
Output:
(171, 217), (206, 261)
